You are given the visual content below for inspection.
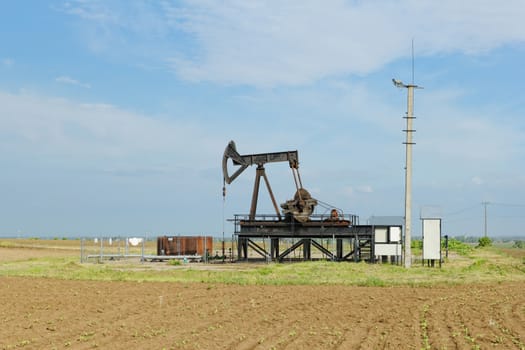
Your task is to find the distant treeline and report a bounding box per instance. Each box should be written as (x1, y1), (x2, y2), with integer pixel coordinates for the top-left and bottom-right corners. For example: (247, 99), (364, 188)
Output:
(451, 235), (524, 243)
(412, 235), (524, 243)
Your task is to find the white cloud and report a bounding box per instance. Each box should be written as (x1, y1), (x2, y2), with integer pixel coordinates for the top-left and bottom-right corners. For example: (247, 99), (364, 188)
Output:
(418, 90), (525, 165)
(357, 185), (373, 193)
(343, 186), (354, 196)
(0, 90), (221, 168)
(340, 185), (372, 197)
(59, 0), (119, 23)
(168, 0), (525, 86)
(471, 176), (484, 185)
(60, 0), (525, 87)
(1, 58), (14, 67)
(56, 76), (91, 88)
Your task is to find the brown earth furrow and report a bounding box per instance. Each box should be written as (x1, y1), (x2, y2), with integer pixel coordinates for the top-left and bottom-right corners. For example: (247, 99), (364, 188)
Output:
(1, 277), (525, 350)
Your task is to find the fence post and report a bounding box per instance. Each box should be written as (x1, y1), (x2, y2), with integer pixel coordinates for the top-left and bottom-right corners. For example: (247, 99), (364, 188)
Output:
(204, 235), (207, 264)
(80, 238), (84, 263)
(141, 237), (145, 262)
(99, 237), (103, 263)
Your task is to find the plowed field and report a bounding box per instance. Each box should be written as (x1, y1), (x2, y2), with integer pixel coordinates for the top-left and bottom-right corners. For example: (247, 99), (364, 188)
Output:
(1, 276), (523, 350)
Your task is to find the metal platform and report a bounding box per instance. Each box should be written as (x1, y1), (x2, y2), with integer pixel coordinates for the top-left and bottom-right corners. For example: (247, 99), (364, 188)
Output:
(232, 214), (382, 262)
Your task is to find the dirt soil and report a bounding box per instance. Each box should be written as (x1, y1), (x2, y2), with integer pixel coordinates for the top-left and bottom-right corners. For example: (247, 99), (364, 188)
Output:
(1, 276), (523, 350)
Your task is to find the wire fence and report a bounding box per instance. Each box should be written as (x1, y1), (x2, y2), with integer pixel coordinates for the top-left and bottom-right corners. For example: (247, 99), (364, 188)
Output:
(80, 236), (148, 263)
(79, 236), (235, 263)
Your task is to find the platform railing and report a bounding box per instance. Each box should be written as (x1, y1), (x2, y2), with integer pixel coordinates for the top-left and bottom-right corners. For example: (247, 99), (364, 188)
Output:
(232, 213), (360, 233)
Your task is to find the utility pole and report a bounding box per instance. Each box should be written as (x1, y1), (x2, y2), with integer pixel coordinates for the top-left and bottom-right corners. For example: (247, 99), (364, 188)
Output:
(393, 78), (422, 268)
(482, 201), (490, 237)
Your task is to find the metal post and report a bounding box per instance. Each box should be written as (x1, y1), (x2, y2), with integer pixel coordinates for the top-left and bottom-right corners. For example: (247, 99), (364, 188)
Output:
(80, 238), (84, 263)
(445, 234), (449, 258)
(99, 237), (103, 262)
(141, 237), (145, 262)
(237, 236), (242, 260)
(231, 233), (235, 262)
(266, 236), (271, 263)
(204, 235), (207, 263)
(482, 201), (490, 237)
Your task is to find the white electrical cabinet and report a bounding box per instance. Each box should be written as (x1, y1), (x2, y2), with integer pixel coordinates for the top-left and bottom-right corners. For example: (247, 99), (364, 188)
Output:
(422, 218), (441, 260)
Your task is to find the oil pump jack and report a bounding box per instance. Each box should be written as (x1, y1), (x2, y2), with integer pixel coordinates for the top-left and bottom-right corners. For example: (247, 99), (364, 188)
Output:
(222, 140), (318, 223)
(222, 140), (395, 263)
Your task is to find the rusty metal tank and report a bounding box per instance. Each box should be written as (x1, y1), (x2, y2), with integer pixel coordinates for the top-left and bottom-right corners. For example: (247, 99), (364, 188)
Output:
(157, 236), (213, 256)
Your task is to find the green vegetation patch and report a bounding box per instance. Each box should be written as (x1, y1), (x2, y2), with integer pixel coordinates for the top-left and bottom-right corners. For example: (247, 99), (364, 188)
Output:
(447, 238), (474, 256)
(1, 240), (524, 286)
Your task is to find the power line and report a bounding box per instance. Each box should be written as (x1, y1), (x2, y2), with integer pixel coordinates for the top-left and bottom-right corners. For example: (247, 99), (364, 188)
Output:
(491, 202), (525, 208)
(444, 204), (479, 216)
(487, 215), (525, 220)
(442, 216), (479, 223)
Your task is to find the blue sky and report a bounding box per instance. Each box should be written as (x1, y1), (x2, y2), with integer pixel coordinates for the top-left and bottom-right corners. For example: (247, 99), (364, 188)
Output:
(1, 1), (524, 238)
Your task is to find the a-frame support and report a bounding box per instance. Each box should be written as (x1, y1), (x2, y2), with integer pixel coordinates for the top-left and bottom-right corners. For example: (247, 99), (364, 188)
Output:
(250, 165), (282, 221)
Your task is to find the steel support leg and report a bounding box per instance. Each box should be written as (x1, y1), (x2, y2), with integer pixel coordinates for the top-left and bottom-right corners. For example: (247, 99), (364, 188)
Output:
(237, 237), (249, 260)
(303, 239), (311, 260)
(353, 237), (359, 262)
(271, 238), (279, 260)
(336, 239), (343, 261)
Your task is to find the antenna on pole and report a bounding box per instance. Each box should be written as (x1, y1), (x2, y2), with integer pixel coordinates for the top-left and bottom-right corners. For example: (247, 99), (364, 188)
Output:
(411, 38), (415, 85)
